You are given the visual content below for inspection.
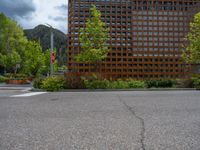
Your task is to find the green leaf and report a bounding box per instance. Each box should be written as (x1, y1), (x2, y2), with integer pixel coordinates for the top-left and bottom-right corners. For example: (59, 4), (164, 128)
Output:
(182, 12), (200, 64)
(75, 5), (110, 72)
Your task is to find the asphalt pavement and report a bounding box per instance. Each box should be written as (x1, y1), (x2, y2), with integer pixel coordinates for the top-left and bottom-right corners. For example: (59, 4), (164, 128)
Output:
(0, 90), (199, 150)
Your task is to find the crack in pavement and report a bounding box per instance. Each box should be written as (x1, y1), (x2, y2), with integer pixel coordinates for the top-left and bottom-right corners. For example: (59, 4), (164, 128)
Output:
(117, 95), (146, 150)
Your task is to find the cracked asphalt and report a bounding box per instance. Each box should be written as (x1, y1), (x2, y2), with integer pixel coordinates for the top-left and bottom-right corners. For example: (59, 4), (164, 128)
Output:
(0, 90), (200, 150)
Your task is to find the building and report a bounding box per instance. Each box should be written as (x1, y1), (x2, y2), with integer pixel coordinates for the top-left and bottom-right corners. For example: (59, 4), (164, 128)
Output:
(67, 0), (200, 79)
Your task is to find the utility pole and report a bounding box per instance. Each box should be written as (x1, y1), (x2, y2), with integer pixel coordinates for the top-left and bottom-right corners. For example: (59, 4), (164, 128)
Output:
(46, 23), (54, 76)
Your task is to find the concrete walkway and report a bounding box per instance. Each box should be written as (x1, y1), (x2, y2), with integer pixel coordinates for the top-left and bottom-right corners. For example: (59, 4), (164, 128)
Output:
(0, 83), (32, 90)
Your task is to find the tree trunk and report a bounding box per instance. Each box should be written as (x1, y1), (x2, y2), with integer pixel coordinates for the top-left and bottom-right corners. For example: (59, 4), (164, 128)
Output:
(93, 61), (102, 79)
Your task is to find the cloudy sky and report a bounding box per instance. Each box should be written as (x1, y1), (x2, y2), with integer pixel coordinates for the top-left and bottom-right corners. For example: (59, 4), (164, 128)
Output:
(0, 0), (68, 33)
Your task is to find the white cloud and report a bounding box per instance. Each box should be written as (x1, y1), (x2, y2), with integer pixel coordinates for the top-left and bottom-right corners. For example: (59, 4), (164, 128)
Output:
(17, 0), (68, 33)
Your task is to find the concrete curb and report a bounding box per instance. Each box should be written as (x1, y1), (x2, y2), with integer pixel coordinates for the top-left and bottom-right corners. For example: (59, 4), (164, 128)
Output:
(30, 88), (197, 92)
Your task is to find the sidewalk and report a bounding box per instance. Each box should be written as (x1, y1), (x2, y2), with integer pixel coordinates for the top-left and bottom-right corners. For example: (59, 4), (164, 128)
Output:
(0, 83), (33, 90)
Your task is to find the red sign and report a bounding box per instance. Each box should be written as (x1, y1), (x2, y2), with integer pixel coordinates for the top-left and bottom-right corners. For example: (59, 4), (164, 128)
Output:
(51, 51), (55, 64)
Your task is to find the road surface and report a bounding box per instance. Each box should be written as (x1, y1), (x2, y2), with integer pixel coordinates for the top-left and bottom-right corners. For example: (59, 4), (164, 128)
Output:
(0, 90), (199, 150)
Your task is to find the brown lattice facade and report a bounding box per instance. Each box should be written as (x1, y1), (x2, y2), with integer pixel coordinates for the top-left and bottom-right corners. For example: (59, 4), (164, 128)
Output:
(68, 0), (200, 79)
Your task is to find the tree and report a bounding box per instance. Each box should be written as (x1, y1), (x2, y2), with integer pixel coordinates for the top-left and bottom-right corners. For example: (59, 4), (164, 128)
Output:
(182, 12), (200, 63)
(38, 49), (58, 76)
(0, 13), (27, 73)
(75, 5), (110, 72)
(22, 41), (45, 76)
(0, 13), (59, 76)
(0, 51), (21, 73)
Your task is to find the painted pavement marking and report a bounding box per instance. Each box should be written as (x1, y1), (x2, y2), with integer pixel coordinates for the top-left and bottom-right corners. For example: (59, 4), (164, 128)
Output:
(10, 92), (47, 97)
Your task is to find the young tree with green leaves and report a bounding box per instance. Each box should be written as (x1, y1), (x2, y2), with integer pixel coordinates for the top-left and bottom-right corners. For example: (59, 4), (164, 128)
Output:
(182, 12), (200, 63)
(76, 5), (110, 72)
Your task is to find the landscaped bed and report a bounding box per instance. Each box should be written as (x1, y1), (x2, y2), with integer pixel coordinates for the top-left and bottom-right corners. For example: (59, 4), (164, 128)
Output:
(32, 73), (200, 91)
(1, 73), (33, 84)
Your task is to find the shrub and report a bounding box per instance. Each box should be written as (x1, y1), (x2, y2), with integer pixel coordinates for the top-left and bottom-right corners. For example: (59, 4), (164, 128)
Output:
(191, 75), (200, 89)
(65, 72), (85, 89)
(146, 79), (176, 88)
(83, 78), (146, 89)
(33, 77), (44, 89)
(0, 75), (8, 83)
(4, 73), (28, 80)
(41, 76), (66, 91)
(84, 79), (111, 89)
(175, 78), (194, 88)
(127, 79), (146, 88)
(111, 79), (129, 89)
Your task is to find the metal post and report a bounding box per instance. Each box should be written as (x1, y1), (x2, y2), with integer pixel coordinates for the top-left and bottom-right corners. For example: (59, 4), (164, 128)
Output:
(50, 27), (54, 76)
(46, 23), (54, 76)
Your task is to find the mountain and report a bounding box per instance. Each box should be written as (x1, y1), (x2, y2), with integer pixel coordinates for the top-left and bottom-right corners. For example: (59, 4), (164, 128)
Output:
(24, 25), (67, 52)
(24, 25), (68, 66)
